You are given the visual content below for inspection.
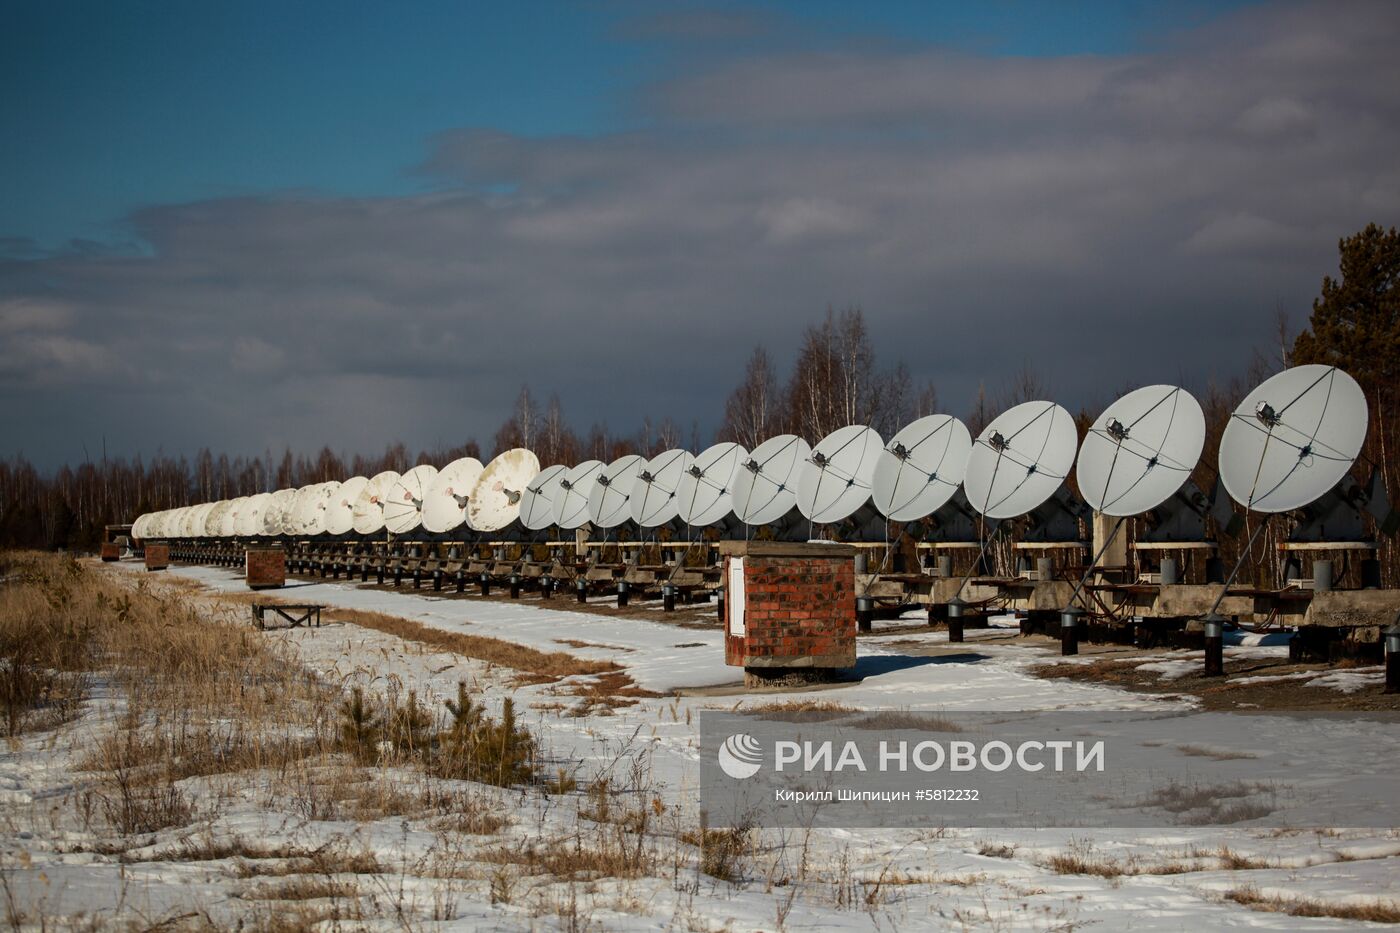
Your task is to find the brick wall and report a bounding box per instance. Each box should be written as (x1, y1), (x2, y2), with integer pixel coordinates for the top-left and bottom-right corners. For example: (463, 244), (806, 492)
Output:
(246, 547), (286, 589)
(722, 544), (856, 671)
(144, 543), (169, 571)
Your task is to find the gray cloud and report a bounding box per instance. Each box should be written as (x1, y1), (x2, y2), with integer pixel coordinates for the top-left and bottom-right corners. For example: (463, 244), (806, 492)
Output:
(3, 1), (1398, 469)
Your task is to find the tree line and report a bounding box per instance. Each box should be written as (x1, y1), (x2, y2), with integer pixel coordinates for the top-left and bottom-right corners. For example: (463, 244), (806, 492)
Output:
(2, 225), (1395, 559)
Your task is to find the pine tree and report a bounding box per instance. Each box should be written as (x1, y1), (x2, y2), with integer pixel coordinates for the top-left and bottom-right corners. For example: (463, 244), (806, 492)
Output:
(1292, 223), (1400, 390)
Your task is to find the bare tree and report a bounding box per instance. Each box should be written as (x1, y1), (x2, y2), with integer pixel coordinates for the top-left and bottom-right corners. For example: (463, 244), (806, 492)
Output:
(719, 346), (780, 448)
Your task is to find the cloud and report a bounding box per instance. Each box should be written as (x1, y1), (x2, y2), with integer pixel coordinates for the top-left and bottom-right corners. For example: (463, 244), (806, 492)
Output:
(3, 1), (1399, 468)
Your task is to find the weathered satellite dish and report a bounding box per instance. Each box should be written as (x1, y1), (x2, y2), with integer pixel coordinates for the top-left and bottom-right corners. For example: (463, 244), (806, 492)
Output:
(677, 442), (747, 527)
(307, 483), (340, 535)
(1077, 385), (1204, 517)
(176, 507), (197, 538)
(631, 449), (694, 527)
(797, 425), (882, 523)
(553, 460), (603, 529)
(422, 457), (484, 533)
(197, 503), (217, 536)
(467, 448), (540, 532)
(872, 415), (973, 522)
(262, 489), (297, 536)
(384, 466), (438, 534)
(283, 485), (319, 536)
(324, 477), (368, 535)
(964, 401), (1078, 520)
(1219, 365), (1368, 513)
(239, 493), (273, 537)
(194, 504), (215, 538)
(222, 497), (248, 537)
(352, 471), (400, 535)
(732, 435), (811, 525)
(294, 482), (339, 536)
(131, 513), (149, 539)
(200, 501), (225, 537)
(520, 464), (569, 531)
(588, 454), (645, 529)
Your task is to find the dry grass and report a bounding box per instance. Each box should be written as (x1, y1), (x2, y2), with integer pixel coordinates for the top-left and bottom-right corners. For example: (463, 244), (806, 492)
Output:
(851, 711), (963, 732)
(557, 670), (663, 716)
(1041, 840), (1283, 879)
(1139, 780), (1276, 825)
(1174, 744), (1258, 761)
(322, 607), (622, 678)
(1226, 886), (1400, 922)
(554, 638), (634, 652)
(243, 877), (360, 901)
(743, 699), (858, 721)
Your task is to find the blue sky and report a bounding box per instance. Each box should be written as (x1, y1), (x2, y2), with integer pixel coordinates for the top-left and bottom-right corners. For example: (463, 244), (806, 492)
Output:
(3, 1), (1256, 251)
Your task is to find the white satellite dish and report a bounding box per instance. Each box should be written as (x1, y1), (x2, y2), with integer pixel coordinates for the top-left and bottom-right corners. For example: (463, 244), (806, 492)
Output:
(1219, 365), (1368, 513)
(588, 454), (645, 529)
(467, 448), (540, 532)
(732, 435), (811, 525)
(238, 493), (273, 537)
(262, 489), (298, 536)
(221, 497), (248, 537)
(676, 442), (747, 527)
(631, 449), (693, 527)
(520, 464), (569, 531)
(797, 425), (882, 524)
(872, 414), (973, 522)
(964, 401), (1078, 520)
(283, 486), (319, 536)
(422, 457), (484, 533)
(553, 460), (604, 529)
(131, 513), (149, 539)
(200, 502), (220, 537)
(176, 507), (197, 538)
(352, 471), (400, 535)
(384, 465), (438, 534)
(324, 477), (368, 535)
(200, 501), (225, 537)
(302, 482), (340, 535)
(1077, 385), (1205, 517)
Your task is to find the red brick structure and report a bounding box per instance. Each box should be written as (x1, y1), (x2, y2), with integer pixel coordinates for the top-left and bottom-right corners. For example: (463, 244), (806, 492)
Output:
(718, 541), (856, 686)
(144, 543), (169, 571)
(100, 542), (120, 562)
(246, 546), (286, 589)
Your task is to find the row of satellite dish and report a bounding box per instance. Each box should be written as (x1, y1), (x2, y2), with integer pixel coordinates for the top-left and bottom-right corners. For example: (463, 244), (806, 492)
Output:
(131, 365), (1369, 543)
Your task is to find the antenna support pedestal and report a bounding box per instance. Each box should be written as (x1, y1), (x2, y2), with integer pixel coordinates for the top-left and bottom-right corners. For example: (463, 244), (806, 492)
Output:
(662, 584), (676, 612)
(1060, 609), (1082, 656)
(856, 596), (873, 633)
(947, 597), (968, 643)
(1384, 626), (1400, 695)
(617, 580), (630, 608)
(1203, 614), (1225, 677)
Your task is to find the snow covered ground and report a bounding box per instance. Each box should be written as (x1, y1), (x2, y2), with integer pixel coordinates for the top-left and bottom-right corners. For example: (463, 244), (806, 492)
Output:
(2, 560), (1397, 931)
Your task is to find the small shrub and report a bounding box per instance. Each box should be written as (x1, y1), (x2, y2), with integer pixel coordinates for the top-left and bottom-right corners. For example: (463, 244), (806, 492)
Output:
(385, 689), (433, 759)
(337, 687), (381, 762)
(434, 682), (536, 787)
